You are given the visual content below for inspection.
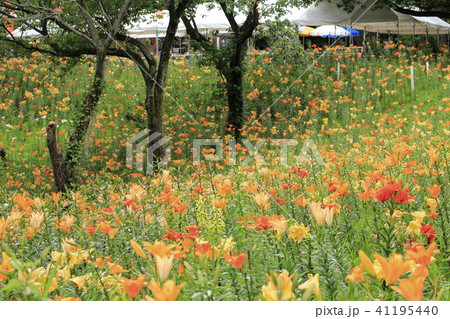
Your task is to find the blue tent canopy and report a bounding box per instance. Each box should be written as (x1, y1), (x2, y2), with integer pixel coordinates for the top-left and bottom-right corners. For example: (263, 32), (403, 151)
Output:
(340, 27), (361, 36)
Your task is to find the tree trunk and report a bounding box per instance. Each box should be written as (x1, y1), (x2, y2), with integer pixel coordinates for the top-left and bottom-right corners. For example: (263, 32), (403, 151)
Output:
(46, 123), (69, 192)
(224, 36), (248, 140)
(0, 146), (6, 168)
(143, 6), (184, 170)
(64, 51), (108, 181)
(144, 75), (165, 163)
(225, 66), (245, 140)
(46, 50), (108, 191)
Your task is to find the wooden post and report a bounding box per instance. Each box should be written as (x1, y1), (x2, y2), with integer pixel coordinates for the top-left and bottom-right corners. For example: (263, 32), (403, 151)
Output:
(337, 62), (341, 81)
(437, 29), (439, 49)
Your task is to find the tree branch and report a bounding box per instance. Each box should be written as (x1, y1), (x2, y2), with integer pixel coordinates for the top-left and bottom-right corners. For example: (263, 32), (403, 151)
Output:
(219, 2), (239, 33)
(98, 0), (113, 30)
(75, 0), (101, 46)
(115, 32), (157, 69)
(110, 0), (132, 37)
(394, 6), (450, 19)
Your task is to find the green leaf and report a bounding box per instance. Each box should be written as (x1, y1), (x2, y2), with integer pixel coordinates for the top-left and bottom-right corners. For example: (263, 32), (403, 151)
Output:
(1, 243), (16, 258)
(301, 281), (315, 301)
(43, 263), (58, 297)
(2, 278), (24, 296)
(39, 247), (51, 262)
(10, 259), (23, 270)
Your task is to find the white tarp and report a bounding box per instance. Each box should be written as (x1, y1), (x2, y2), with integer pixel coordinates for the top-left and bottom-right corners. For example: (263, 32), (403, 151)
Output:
(290, 0), (450, 34)
(310, 25), (350, 37)
(127, 3), (247, 38)
(351, 12), (450, 34)
(126, 12), (185, 38)
(290, 0), (398, 25)
(10, 28), (41, 38)
(186, 4), (246, 33)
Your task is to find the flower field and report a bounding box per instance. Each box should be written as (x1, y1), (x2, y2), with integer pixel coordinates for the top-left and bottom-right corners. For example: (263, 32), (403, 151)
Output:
(0, 42), (449, 301)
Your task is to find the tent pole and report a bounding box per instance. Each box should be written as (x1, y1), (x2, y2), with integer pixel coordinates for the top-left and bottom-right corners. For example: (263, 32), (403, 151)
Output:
(187, 38), (191, 58)
(437, 29), (439, 49)
(350, 19), (353, 46)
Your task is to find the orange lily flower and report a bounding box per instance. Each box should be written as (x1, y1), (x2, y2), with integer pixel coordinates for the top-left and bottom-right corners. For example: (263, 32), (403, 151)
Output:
(253, 192), (271, 211)
(212, 198), (227, 210)
(425, 184), (442, 198)
(261, 271), (296, 301)
(391, 277), (425, 301)
(298, 274), (322, 300)
(143, 241), (177, 258)
(269, 216), (289, 241)
(410, 264), (429, 279)
(194, 242), (213, 257)
(108, 261), (130, 274)
(288, 223), (310, 243)
(57, 215), (76, 232)
(148, 280), (186, 301)
(358, 250), (376, 277)
(54, 296), (81, 301)
(346, 264), (365, 282)
(91, 256), (111, 267)
(121, 274), (146, 299)
(155, 255), (174, 282)
(357, 189), (373, 202)
(425, 147), (439, 167)
(373, 254), (414, 285)
(216, 179), (233, 197)
(308, 201), (334, 226)
(405, 241), (440, 267)
(224, 252), (248, 270)
(292, 195), (308, 207)
(130, 240), (147, 259)
(0, 252), (14, 282)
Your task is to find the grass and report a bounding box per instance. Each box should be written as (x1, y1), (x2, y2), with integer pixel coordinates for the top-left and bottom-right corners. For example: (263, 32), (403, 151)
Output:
(0, 41), (448, 301)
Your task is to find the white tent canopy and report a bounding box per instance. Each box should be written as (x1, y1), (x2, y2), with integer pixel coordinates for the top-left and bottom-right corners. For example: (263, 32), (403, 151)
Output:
(127, 3), (247, 38)
(310, 25), (350, 37)
(186, 4), (246, 33)
(290, 0), (450, 34)
(290, 0), (397, 26)
(126, 12), (185, 38)
(10, 28), (41, 38)
(352, 12), (450, 34)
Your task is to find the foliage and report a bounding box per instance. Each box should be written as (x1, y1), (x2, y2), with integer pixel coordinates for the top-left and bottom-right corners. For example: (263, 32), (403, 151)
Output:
(0, 41), (449, 300)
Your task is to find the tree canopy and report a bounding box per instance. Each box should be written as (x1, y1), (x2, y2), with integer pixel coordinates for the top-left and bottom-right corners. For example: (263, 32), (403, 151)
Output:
(334, 0), (450, 20)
